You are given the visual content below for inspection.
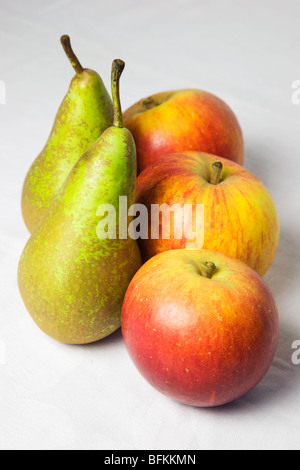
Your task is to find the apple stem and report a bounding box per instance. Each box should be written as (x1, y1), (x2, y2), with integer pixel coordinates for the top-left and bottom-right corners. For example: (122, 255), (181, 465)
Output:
(199, 262), (217, 279)
(60, 35), (84, 75)
(111, 59), (125, 128)
(211, 162), (223, 185)
(141, 96), (158, 110)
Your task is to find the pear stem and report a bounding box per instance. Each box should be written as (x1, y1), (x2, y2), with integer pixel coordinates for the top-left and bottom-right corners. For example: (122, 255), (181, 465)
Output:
(60, 35), (84, 75)
(199, 262), (217, 279)
(111, 59), (125, 128)
(211, 162), (223, 185)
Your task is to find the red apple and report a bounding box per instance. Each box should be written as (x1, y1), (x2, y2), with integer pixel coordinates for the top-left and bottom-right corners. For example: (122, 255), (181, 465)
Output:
(121, 249), (279, 407)
(136, 151), (280, 277)
(123, 89), (244, 174)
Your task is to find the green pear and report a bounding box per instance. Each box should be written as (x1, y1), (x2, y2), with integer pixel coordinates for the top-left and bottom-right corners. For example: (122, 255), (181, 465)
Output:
(18, 59), (142, 345)
(22, 35), (113, 234)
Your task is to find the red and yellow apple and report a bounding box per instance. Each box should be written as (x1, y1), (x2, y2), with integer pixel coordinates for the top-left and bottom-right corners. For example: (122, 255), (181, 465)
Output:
(121, 249), (279, 407)
(136, 151), (280, 277)
(123, 89), (244, 174)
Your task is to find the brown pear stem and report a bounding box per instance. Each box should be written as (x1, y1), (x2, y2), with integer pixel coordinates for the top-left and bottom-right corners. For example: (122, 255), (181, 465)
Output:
(61, 35), (84, 75)
(111, 59), (125, 128)
(211, 162), (223, 185)
(199, 261), (217, 279)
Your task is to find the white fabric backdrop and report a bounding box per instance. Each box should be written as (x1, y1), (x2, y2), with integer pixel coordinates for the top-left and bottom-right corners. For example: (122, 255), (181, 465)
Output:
(0, 0), (299, 450)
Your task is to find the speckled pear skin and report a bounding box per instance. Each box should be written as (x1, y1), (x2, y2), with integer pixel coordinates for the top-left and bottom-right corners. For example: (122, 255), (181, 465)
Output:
(22, 67), (114, 234)
(18, 125), (142, 344)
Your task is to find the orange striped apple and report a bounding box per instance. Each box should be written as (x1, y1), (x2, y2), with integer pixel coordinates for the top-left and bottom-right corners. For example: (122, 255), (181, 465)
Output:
(136, 151), (280, 277)
(121, 249), (279, 407)
(123, 89), (244, 174)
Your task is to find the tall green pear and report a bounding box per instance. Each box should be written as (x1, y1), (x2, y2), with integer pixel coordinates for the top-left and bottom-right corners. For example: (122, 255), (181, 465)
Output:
(18, 59), (142, 345)
(22, 35), (113, 234)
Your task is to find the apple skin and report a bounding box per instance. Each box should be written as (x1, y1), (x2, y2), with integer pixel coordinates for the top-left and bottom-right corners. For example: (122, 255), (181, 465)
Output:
(123, 89), (244, 174)
(121, 249), (279, 407)
(136, 151), (280, 277)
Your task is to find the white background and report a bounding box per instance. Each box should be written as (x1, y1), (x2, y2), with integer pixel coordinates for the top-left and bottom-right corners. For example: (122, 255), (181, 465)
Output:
(0, 0), (300, 450)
